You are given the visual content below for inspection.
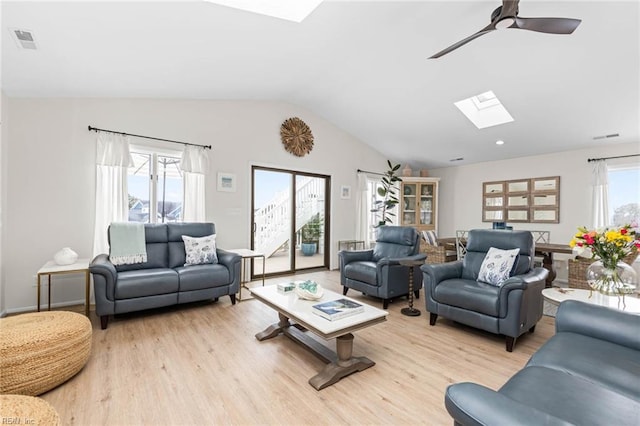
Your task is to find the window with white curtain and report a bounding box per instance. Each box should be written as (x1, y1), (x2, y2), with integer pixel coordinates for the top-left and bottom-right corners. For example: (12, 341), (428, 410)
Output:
(608, 163), (640, 227)
(128, 145), (184, 223)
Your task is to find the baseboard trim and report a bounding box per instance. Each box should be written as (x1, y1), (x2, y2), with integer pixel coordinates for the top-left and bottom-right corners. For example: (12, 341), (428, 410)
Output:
(6, 299), (86, 315)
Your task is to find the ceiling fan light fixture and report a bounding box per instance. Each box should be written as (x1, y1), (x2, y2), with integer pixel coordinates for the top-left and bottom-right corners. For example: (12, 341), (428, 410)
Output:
(495, 18), (515, 30)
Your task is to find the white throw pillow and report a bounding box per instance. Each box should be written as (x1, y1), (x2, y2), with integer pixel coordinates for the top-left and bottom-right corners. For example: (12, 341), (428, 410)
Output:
(182, 234), (218, 266)
(477, 247), (520, 286)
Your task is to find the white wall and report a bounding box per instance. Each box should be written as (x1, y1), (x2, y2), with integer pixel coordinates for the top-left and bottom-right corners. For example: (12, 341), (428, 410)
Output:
(428, 142), (639, 282)
(4, 98), (388, 313)
(429, 141), (640, 243)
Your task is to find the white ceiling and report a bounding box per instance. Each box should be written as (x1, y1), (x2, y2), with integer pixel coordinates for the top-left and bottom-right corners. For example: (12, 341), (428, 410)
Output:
(2, 1), (639, 168)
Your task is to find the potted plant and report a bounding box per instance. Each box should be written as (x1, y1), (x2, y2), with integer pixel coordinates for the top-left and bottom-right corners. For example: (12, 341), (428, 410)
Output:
(376, 160), (402, 226)
(301, 214), (323, 256)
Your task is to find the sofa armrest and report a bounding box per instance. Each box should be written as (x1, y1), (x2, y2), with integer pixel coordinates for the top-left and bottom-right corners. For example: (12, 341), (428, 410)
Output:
(216, 249), (241, 268)
(445, 383), (572, 426)
(421, 261), (463, 286)
(500, 267), (549, 292)
(89, 254), (117, 301)
(378, 253), (427, 267)
(556, 300), (640, 351)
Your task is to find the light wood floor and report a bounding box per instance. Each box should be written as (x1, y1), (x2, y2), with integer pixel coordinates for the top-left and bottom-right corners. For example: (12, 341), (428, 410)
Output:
(41, 270), (555, 425)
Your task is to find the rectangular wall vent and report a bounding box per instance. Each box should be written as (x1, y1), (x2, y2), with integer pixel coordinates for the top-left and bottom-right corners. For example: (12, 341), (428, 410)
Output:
(10, 28), (37, 50)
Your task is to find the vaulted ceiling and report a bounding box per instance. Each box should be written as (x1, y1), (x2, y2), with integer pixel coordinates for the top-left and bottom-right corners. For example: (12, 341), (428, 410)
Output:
(2, 1), (638, 168)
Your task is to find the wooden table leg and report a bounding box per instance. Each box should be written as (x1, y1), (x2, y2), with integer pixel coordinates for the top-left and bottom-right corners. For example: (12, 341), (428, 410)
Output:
(255, 313), (290, 341)
(308, 333), (375, 391)
(37, 274), (41, 312)
(542, 252), (556, 288)
(85, 270), (90, 317)
(47, 274), (52, 311)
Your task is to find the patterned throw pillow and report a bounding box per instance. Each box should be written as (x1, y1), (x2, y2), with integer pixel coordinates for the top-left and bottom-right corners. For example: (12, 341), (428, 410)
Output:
(477, 247), (520, 286)
(422, 230), (438, 246)
(182, 234), (218, 266)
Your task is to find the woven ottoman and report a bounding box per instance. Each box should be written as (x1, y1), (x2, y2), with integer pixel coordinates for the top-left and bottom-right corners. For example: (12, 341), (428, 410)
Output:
(0, 311), (92, 396)
(0, 395), (60, 425)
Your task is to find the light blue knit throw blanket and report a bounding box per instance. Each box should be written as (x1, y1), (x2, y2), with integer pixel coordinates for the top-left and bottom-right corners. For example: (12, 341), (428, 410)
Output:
(109, 222), (147, 265)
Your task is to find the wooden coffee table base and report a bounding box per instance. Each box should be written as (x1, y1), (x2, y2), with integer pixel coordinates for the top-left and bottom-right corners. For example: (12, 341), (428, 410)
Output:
(256, 313), (375, 390)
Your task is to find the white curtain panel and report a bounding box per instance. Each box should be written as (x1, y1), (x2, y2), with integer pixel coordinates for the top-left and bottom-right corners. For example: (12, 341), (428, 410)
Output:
(355, 173), (371, 247)
(180, 145), (209, 174)
(591, 160), (609, 228)
(181, 145), (208, 222)
(92, 133), (133, 257)
(183, 172), (205, 222)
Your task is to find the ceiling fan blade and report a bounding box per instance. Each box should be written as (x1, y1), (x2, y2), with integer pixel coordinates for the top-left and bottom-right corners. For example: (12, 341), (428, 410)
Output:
(513, 17), (581, 34)
(429, 24), (496, 59)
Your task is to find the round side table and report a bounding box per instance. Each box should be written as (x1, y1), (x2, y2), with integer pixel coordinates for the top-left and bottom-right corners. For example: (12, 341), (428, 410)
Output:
(399, 259), (424, 316)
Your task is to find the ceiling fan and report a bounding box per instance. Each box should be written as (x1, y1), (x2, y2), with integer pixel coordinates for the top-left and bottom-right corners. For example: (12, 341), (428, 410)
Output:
(429, 0), (581, 59)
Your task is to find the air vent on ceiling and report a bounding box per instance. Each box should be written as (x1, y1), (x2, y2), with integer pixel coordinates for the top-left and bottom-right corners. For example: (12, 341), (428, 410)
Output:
(10, 28), (37, 50)
(449, 157), (464, 162)
(592, 133), (620, 140)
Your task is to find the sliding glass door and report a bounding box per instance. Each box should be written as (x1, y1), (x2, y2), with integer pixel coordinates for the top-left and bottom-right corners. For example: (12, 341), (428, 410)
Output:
(251, 166), (330, 277)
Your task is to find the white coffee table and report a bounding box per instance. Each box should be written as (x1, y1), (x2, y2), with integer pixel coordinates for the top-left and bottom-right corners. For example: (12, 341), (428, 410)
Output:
(542, 287), (640, 314)
(250, 284), (388, 390)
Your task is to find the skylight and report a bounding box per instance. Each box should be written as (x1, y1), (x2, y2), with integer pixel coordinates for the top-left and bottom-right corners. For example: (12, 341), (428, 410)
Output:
(204, 0), (324, 23)
(454, 91), (514, 129)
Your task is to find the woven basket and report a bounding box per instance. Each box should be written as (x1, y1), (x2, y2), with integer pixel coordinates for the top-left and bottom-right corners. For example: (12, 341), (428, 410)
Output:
(568, 252), (639, 290)
(420, 240), (457, 264)
(0, 395), (60, 425)
(0, 311), (92, 396)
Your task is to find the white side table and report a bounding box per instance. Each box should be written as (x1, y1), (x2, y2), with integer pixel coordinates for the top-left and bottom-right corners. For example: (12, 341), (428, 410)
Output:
(37, 259), (91, 317)
(542, 287), (640, 314)
(224, 249), (265, 301)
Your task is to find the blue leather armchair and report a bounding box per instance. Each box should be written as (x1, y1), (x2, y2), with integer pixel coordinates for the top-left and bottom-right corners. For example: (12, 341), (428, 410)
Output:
(421, 229), (548, 351)
(339, 226), (426, 309)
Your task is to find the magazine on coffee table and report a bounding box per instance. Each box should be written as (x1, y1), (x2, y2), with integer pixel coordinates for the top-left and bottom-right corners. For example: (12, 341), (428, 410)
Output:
(312, 298), (365, 321)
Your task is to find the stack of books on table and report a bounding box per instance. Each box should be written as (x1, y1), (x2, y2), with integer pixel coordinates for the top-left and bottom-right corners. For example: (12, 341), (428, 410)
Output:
(312, 298), (364, 321)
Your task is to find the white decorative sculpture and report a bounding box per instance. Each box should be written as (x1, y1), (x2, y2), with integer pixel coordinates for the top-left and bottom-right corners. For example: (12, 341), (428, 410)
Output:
(54, 247), (78, 266)
(295, 280), (324, 300)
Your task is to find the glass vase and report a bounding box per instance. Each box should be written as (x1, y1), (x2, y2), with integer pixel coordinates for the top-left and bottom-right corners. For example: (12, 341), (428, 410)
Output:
(586, 260), (637, 295)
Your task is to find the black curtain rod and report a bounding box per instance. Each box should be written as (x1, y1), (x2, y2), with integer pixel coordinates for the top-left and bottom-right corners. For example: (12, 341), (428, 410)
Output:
(587, 153), (639, 163)
(357, 168), (385, 176)
(88, 126), (212, 150)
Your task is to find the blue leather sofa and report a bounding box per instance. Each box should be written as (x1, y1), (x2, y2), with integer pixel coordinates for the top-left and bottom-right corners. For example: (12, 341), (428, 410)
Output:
(90, 222), (241, 329)
(445, 300), (640, 425)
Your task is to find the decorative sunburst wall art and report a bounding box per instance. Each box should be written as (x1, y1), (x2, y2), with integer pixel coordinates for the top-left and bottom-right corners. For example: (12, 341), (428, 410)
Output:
(280, 117), (314, 157)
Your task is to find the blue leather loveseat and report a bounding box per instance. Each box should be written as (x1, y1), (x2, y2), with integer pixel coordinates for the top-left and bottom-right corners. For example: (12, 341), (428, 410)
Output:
(445, 300), (640, 425)
(90, 222), (241, 329)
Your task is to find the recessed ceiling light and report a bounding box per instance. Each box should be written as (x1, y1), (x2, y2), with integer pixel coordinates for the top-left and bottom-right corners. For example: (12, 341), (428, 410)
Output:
(455, 90), (514, 129)
(204, 0), (323, 22)
(496, 140), (505, 145)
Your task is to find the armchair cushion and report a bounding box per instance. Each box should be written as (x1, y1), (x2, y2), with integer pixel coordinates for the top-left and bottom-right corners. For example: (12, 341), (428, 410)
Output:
(343, 261), (378, 286)
(434, 278), (501, 317)
(372, 226), (419, 261)
(477, 247), (520, 286)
